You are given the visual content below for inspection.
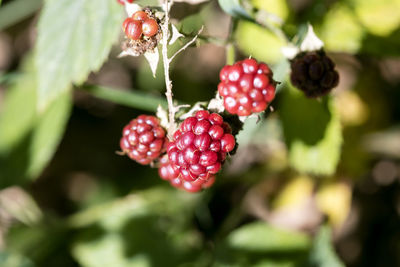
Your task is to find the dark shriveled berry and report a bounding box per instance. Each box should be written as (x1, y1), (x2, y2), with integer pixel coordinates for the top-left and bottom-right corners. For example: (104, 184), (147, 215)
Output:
(120, 115), (167, 165)
(290, 50), (339, 98)
(218, 58), (277, 116)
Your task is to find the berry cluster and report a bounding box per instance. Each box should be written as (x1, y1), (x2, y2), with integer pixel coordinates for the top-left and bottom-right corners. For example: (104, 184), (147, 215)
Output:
(290, 50), (339, 98)
(165, 110), (236, 189)
(117, 0), (134, 5)
(120, 115), (167, 165)
(123, 11), (159, 41)
(218, 58), (276, 116)
(158, 155), (216, 193)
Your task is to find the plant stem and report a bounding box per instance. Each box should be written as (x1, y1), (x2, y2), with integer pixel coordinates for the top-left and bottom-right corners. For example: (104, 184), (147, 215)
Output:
(79, 85), (167, 111)
(161, 0), (177, 139)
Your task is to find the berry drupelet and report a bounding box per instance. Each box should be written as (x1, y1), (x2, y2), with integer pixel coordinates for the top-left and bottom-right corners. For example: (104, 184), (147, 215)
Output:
(166, 110), (235, 189)
(290, 50), (339, 98)
(158, 155), (215, 193)
(218, 58), (277, 116)
(120, 115), (167, 165)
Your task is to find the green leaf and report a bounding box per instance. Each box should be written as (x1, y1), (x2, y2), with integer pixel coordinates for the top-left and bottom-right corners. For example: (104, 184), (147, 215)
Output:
(70, 188), (203, 267)
(235, 21), (285, 64)
(26, 90), (72, 177)
(308, 225), (345, 267)
(218, 0), (253, 20)
(0, 251), (34, 267)
(35, 0), (124, 110)
(280, 86), (342, 176)
(318, 3), (365, 54)
(227, 221), (311, 252)
(350, 0), (400, 36)
(0, 62), (37, 154)
(0, 58), (72, 186)
(0, 0), (42, 31)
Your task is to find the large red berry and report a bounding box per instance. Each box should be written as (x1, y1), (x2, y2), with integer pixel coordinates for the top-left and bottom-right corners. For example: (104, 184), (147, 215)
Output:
(120, 115), (167, 165)
(123, 18), (142, 40)
(290, 50), (339, 98)
(218, 58), (276, 116)
(142, 19), (159, 37)
(158, 155), (216, 193)
(167, 110), (235, 187)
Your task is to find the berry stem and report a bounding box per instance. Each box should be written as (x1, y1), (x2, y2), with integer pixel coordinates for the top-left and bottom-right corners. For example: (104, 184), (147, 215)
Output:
(161, 0), (177, 139)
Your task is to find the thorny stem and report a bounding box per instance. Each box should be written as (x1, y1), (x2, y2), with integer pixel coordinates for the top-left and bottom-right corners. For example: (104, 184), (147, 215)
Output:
(161, 0), (176, 139)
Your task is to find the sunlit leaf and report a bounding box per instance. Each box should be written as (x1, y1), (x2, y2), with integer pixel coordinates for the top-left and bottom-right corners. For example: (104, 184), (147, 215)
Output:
(318, 3), (365, 53)
(280, 86), (342, 176)
(218, 0), (253, 20)
(227, 221), (310, 252)
(350, 0), (400, 36)
(236, 21), (285, 64)
(35, 0), (124, 110)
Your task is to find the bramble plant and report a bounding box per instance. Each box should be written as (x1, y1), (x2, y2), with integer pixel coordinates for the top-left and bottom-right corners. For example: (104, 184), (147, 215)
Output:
(2, 0), (399, 266)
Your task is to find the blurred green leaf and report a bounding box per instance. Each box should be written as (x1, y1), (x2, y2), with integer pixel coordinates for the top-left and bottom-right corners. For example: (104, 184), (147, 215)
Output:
(214, 222), (310, 266)
(0, 58), (72, 186)
(236, 21), (285, 64)
(0, 251), (34, 267)
(70, 187), (204, 267)
(218, 0), (253, 21)
(318, 3), (365, 53)
(26, 90), (72, 177)
(227, 221), (310, 252)
(0, 0), (42, 31)
(308, 225), (344, 267)
(35, 0), (124, 110)
(0, 62), (37, 154)
(280, 86), (342, 176)
(350, 0), (400, 36)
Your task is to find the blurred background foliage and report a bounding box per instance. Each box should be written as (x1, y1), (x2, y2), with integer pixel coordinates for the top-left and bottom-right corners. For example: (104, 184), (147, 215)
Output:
(0, 0), (400, 266)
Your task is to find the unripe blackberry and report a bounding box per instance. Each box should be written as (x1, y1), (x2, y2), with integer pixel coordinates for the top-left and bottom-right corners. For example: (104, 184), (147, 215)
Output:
(121, 9), (161, 56)
(120, 115), (167, 165)
(158, 155), (216, 193)
(218, 59), (277, 116)
(123, 18), (142, 40)
(167, 110), (235, 187)
(290, 50), (339, 98)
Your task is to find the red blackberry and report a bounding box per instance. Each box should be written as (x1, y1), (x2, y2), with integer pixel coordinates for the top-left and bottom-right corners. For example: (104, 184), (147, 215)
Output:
(290, 50), (339, 98)
(218, 58), (277, 116)
(166, 110), (235, 187)
(120, 115), (167, 165)
(158, 155), (216, 193)
(117, 0), (134, 5)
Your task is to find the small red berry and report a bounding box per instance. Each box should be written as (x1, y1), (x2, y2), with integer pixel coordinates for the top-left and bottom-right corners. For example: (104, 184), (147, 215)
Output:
(120, 115), (167, 165)
(142, 19), (159, 37)
(218, 58), (276, 116)
(123, 18), (142, 40)
(132, 11), (148, 21)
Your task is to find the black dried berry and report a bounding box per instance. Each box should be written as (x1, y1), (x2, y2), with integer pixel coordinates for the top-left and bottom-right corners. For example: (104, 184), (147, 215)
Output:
(290, 50), (339, 98)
